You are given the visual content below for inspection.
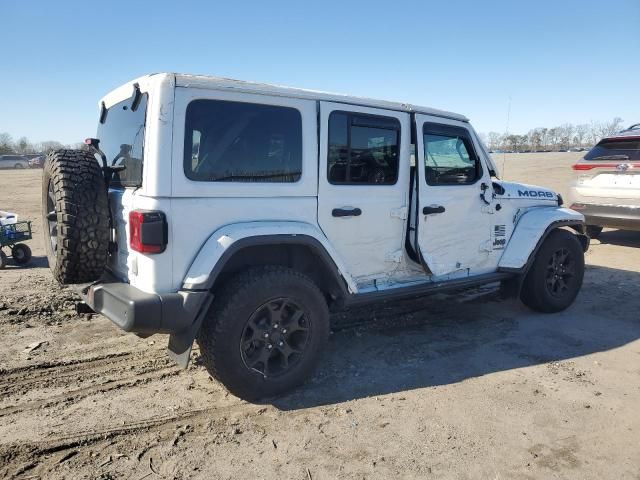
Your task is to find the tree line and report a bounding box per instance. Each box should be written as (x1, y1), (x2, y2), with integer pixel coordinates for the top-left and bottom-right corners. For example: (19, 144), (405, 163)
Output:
(0, 132), (84, 156)
(480, 117), (625, 153)
(1, 116), (629, 157)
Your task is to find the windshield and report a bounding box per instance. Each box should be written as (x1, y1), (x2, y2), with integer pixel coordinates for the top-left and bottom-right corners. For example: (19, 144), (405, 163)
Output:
(96, 93), (148, 188)
(584, 138), (640, 161)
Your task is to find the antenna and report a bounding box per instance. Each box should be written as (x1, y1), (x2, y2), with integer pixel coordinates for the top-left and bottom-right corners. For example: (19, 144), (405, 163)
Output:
(502, 96), (511, 179)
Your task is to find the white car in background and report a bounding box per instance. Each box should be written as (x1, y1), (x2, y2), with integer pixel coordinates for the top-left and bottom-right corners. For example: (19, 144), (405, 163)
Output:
(569, 124), (640, 238)
(0, 155), (29, 169)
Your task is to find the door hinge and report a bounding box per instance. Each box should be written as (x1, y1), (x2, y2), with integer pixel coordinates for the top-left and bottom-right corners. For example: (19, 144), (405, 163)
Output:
(385, 250), (403, 263)
(390, 206), (408, 220)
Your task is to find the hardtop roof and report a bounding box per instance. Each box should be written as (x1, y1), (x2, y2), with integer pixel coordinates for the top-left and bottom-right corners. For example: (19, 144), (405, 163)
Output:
(172, 73), (469, 122)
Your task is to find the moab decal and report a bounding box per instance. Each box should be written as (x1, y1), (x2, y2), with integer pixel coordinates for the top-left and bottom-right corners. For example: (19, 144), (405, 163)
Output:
(517, 190), (555, 198)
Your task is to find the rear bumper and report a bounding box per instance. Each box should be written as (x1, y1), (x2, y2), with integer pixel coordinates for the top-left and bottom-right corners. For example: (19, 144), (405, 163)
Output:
(570, 203), (640, 230)
(76, 274), (209, 334)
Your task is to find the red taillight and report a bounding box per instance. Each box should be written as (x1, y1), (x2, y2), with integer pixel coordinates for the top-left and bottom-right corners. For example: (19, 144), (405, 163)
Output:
(571, 163), (612, 170)
(129, 210), (167, 254)
(572, 162), (640, 170)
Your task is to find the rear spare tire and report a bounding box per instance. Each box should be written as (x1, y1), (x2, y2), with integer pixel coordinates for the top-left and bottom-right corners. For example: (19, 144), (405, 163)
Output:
(42, 149), (109, 284)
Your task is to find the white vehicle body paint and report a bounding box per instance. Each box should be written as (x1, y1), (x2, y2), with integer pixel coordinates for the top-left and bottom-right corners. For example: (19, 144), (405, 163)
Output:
(317, 101), (411, 283)
(95, 72), (585, 301)
(182, 221), (358, 293)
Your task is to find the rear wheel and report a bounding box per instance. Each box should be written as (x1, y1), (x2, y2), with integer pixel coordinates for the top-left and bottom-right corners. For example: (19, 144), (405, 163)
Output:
(0, 251), (7, 269)
(197, 266), (330, 401)
(520, 229), (584, 313)
(11, 244), (31, 265)
(585, 225), (603, 239)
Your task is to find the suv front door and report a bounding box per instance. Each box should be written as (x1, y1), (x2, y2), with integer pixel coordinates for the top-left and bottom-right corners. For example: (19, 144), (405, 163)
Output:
(318, 102), (410, 286)
(415, 115), (494, 277)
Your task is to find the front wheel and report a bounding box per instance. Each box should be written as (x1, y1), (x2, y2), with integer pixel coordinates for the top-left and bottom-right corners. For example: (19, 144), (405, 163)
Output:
(197, 266), (330, 401)
(520, 229), (584, 313)
(0, 250), (7, 269)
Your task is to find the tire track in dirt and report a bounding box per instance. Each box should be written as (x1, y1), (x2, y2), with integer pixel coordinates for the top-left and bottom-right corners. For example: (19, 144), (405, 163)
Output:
(0, 349), (179, 418)
(0, 401), (256, 476)
(0, 368), (181, 418)
(0, 350), (171, 391)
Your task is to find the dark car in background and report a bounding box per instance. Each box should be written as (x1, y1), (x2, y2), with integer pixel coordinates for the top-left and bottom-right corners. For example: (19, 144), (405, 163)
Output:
(28, 155), (45, 168)
(0, 155), (29, 169)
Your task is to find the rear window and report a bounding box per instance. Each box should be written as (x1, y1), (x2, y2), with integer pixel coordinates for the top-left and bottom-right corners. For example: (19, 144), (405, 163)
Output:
(585, 138), (640, 161)
(97, 93), (148, 188)
(184, 99), (302, 182)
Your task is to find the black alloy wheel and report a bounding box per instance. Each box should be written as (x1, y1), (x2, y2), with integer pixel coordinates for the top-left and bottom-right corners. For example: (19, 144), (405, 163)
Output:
(545, 247), (575, 298)
(240, 298), (311, 378)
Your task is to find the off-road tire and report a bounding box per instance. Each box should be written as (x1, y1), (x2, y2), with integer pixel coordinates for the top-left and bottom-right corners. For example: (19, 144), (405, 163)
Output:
(42, 149), (109, 284)
(585, 225), (603, 239)
(0, 251), (7, 269)
(11, 244), (31, 265)
(197, 266), (330, 401)
(520, 229), (584, 313)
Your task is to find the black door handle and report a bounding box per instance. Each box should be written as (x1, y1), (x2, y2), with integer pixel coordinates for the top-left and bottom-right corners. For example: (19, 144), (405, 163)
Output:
(422, 205), (445, 215)
(332, 207), (362, 217)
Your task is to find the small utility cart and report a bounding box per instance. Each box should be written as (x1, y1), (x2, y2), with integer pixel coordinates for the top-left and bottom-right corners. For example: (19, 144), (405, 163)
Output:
(0, 221), (33, 269)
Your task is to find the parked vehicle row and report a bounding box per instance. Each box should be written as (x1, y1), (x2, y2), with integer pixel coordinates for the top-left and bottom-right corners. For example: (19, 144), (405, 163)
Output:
(0, 153), (45, 169)
(0, 155), (29, 169)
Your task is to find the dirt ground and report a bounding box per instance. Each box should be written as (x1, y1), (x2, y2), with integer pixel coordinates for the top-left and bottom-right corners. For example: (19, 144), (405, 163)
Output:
(0, 152), (639, 480)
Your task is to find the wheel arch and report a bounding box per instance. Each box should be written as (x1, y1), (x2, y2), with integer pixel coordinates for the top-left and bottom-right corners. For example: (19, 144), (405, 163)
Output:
(498, 206), (589, 275)
(181, 222), (356, 302)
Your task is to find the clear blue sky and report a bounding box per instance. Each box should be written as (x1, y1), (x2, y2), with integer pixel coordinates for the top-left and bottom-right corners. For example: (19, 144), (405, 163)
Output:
(1, 0), (638, 145)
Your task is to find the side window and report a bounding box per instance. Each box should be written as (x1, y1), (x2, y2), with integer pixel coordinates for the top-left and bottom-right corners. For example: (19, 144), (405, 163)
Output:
(328, 111), (399, 185)
(184, 100), (302, 182)
(423, 123), (481, 185)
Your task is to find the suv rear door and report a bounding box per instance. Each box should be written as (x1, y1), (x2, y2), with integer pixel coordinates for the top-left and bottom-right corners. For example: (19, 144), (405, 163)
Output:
(317, 102), (410, 286)
(414, 115), (493, 277)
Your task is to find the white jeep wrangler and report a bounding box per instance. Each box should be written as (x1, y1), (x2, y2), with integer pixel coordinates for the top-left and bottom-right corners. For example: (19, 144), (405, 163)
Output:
(42, 73), (588, 400)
